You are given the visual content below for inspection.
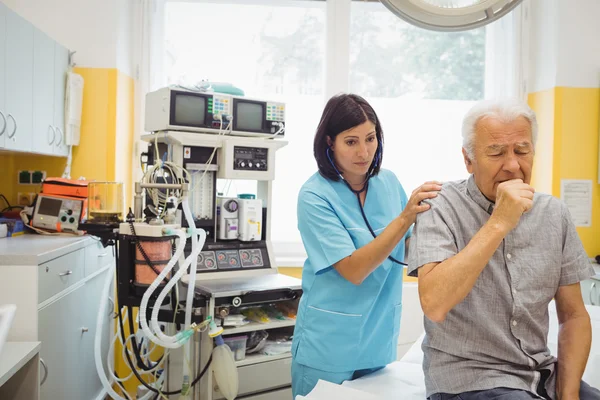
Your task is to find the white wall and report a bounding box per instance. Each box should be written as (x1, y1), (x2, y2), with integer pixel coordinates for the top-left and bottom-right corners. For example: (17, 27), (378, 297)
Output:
(555, 0), (600, 88)
(527, 0), (558, 93)
(528, 0), (600, 92)
(116, 0), (135, 77)
(2, 0), (133, 75)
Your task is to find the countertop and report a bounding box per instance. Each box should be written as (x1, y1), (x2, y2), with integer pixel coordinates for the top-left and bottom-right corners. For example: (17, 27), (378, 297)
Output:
(0, 342), (41, 387)
(0, 234), (94, 266)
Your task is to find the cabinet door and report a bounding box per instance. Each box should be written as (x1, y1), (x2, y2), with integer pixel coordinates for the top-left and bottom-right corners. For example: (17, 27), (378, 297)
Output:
(32, 30), (55, 155)
(53, 44), (69, 156)
(0, 3), (6, 149)
(80, 268), (113, 399)
(4, 9), (33, 152)
(38, 287), (85, 400)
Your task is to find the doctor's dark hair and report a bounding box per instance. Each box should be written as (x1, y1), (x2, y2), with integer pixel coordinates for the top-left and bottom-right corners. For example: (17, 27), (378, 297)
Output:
(313, 93), (384, 181)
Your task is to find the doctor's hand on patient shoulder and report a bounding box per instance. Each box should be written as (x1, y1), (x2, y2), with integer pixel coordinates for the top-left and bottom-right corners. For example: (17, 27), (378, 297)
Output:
(400, 181), (443, 225)
(490, 179), (535, 233)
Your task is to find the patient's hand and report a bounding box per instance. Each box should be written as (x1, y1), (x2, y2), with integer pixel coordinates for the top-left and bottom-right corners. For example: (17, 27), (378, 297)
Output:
(490, 179), (534, 233)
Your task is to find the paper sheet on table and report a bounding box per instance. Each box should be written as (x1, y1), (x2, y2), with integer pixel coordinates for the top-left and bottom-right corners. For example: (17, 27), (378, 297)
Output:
(296, 379), (385, 400)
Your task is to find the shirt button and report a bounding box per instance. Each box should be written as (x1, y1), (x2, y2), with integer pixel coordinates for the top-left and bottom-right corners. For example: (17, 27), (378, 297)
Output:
(506, 253), (512, 260)
(512, 289), (517, 295)
(512, 320), (517, 327)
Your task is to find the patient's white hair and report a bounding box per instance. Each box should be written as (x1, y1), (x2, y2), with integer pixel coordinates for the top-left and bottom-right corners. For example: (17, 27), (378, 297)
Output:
(462, 99), (538, 160)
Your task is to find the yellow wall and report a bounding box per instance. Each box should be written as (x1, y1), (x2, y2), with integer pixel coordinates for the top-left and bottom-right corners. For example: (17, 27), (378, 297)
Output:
(529, 88), (556, 195)
(0, 68), (134, 210)
(529, 87), (600, 258)
(115, 70), (135, 209)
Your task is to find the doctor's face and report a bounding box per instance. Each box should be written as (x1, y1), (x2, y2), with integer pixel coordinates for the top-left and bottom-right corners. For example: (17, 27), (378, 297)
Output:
(328, 121), (378, 184)
(463, 116), (534, 202)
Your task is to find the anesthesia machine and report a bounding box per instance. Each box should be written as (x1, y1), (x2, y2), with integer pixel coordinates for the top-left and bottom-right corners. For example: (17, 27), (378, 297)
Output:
(86, 86), (301, 400)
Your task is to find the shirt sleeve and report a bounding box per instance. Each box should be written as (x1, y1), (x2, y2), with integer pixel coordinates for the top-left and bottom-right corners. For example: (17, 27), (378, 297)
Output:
(387, 170), (412, 238)
(398, 179), (413, 238)
(406, 200), (457, 277)
(297, 189), (356, 275)
(559, 202), (595, 286)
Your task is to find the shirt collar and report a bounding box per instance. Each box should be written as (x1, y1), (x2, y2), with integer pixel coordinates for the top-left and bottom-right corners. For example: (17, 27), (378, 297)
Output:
(466, 174), (495, 214)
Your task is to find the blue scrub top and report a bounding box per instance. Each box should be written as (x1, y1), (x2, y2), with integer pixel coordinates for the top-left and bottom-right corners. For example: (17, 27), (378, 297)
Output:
(292, 169), (410, 372)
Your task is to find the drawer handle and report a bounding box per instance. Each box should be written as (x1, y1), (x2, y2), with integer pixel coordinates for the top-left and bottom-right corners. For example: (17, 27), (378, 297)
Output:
(40, 358), (48, 386)
(81, 327), (89, 333)
(59, 270), (73, 277)
(98, 253), (109, 257)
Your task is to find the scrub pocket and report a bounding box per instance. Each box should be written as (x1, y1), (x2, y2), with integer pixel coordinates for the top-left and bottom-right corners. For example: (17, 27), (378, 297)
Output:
(300, 305), (363, 369)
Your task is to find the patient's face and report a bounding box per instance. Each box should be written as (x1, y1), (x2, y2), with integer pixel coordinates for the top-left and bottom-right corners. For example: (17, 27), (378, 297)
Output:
(464, 116), (534, 202)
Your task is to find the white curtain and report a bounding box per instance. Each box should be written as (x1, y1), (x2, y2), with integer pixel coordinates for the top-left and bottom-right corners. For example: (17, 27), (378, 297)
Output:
(132, 0), (167, 184)
(484, 2), (529, 100)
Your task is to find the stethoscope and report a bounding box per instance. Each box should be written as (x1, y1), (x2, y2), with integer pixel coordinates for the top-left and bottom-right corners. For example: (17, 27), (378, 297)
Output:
(327, 147), (407, 266)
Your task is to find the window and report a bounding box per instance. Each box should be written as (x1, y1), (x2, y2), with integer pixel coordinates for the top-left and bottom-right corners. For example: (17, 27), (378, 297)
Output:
(165, 0), (326, 248)
(163, 0), (519, 265)
(349, 1), (485, 192)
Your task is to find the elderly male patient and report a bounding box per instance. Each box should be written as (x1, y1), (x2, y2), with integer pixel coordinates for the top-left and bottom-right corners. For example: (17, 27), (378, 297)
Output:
(408, 99), (600, 400)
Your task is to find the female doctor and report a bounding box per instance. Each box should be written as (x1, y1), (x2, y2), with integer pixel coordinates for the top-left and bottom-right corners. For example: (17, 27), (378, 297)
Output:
(291, 93), (441, 398)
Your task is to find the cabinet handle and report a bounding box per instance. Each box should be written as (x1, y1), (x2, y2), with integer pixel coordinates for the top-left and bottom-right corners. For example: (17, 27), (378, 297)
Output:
(56, 128), (63, 145)
(590, 282), (596, 306)
(40, 358), (48, 386)
(0, 111), (6, 136)
(98, 252), (109, 257)
(48, 126), (56, 145)
(59, 270), (73, 276)
(7, 114), (16, 139)
(81, 327), (89, 333)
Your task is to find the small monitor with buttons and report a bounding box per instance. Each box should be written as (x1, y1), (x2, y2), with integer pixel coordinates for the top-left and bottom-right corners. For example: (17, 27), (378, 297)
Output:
(145, 87), (286, 138)
(31, 194), (86, 233)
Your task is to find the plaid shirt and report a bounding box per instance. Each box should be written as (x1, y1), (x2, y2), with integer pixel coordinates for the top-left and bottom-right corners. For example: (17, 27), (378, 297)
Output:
(408, 175), (595, 398)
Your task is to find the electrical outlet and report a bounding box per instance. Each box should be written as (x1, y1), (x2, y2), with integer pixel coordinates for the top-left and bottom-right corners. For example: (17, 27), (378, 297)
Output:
(28, 193), (37, 204)
(18, 170), (31, 184)
(17, 192), (31, 206)
(31, 171), (46, 184)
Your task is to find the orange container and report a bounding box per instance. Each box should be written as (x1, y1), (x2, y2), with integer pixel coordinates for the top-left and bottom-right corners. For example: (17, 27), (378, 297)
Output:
(42, 178), (90, 198)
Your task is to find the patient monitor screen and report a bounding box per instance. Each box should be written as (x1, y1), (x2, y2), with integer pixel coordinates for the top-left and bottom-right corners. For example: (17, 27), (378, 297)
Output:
(38, 197), (62, 216)
(236, 102), (263, 131)
(174, 94), (206, 126)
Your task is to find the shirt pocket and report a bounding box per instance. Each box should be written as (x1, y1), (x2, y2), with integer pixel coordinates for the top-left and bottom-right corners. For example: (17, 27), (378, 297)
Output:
(300, 305), (363, 369)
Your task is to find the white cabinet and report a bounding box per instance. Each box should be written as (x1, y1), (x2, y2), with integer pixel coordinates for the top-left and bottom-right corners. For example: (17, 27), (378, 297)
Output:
(53, 44), (69, 156)
(4, 9), (33, 152)
(38, 287), (84, 400)
(33, 30), (56, 155)
(36, 249), (113, 400)
(1, 4), (69, 156)
(0, 238), (114, 400)
(80, 268), (112, 396)
(0, 2), (6, 149)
